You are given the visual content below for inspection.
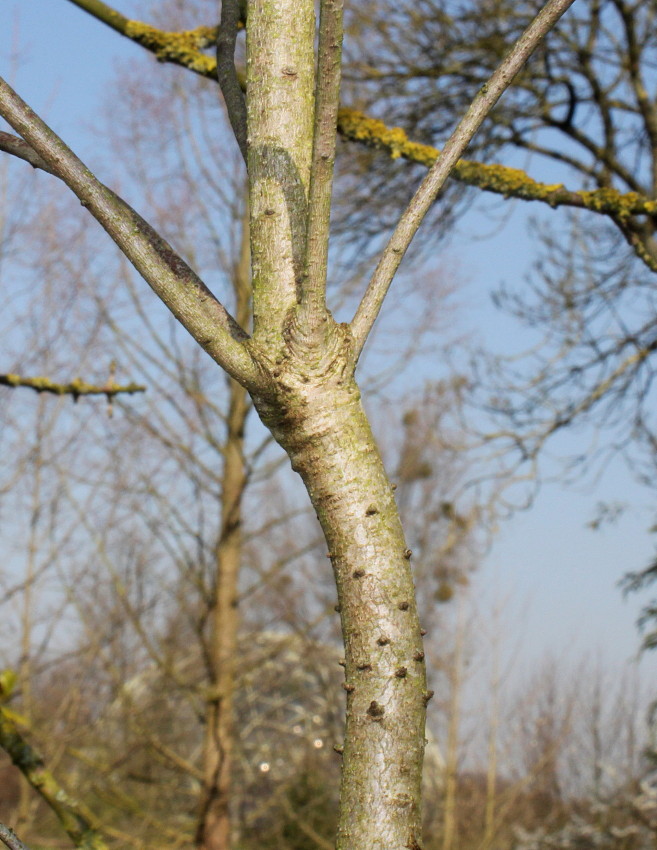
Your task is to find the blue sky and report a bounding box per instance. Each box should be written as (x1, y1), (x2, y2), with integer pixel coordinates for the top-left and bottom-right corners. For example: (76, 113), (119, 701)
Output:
(2, 0), (657, 690)
(3, 2), (136, 150)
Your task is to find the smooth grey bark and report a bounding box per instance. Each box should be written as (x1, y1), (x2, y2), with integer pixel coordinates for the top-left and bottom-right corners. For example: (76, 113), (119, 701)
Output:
(242, 8), (426, 837)
(254, 366), (428, 849)
(246, 0), (316, 353)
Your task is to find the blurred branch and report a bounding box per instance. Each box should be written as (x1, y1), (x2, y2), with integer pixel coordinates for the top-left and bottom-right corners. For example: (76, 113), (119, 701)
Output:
(0, 824), (31, 850)
(64, 0), (130, 35)
(0, 705), (110, 850)
(0, 373), (145, 399)
(279, 795), (334, 850)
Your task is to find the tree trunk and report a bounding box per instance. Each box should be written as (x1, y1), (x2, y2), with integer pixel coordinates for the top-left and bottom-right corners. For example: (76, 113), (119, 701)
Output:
(197, 208), (251, 850)
(197, 374), (247, 850)
(245, 2), (427, 844)
(254, 363), (428, 850)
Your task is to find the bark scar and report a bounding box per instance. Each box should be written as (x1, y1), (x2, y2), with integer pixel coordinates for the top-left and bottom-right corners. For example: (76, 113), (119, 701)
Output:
(367, 700), (385, 720)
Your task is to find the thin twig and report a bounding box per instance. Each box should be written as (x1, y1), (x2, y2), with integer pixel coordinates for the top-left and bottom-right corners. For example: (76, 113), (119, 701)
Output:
(0, 373), (145, 398)
(349, 0), (578, 362)
(300, 0), (345, 326)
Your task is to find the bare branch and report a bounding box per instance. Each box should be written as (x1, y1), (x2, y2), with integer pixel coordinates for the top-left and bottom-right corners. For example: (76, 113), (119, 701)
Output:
(349, 0), (578, 361)
(300, 0), (345, 327)
(65, 0), (129, 35)
(0, 373), (145, 399)
(0, 824), (31, 850)
(0, 78), (264, 393)
(216, 0), (248, 163)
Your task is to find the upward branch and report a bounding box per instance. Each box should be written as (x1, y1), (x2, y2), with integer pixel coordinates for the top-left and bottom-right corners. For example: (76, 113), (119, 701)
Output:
(245, 0), (315, 353)
(0, 79), (263, 393)
(299, 0), (345, 328)
(349, 0), (578, 361)
(216, 0), (247, 163)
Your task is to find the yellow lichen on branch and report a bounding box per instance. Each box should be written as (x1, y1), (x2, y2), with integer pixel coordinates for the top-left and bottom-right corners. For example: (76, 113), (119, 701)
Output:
(576, 187), (657, 218)
(124, 21), (219, 76)
(67, 0), (221, 76)
(0, 374), (145, 399)
(67, 1), (657, 227)
(337, 107), (657, 220)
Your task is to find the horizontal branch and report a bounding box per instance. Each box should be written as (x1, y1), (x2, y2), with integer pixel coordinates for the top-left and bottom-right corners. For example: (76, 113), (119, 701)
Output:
(0, 373), (145, 398)
(65, 0), (657, 226)
(0, 81), (264, 393)
(337, 109), (657, 221)
(67, 0), (220, 76)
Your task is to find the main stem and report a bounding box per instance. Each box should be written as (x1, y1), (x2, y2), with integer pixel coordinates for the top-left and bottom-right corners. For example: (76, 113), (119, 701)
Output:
(246, 0), (315, 355)
(255, 372), (428, 849)
(246, 1), (427, 845)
